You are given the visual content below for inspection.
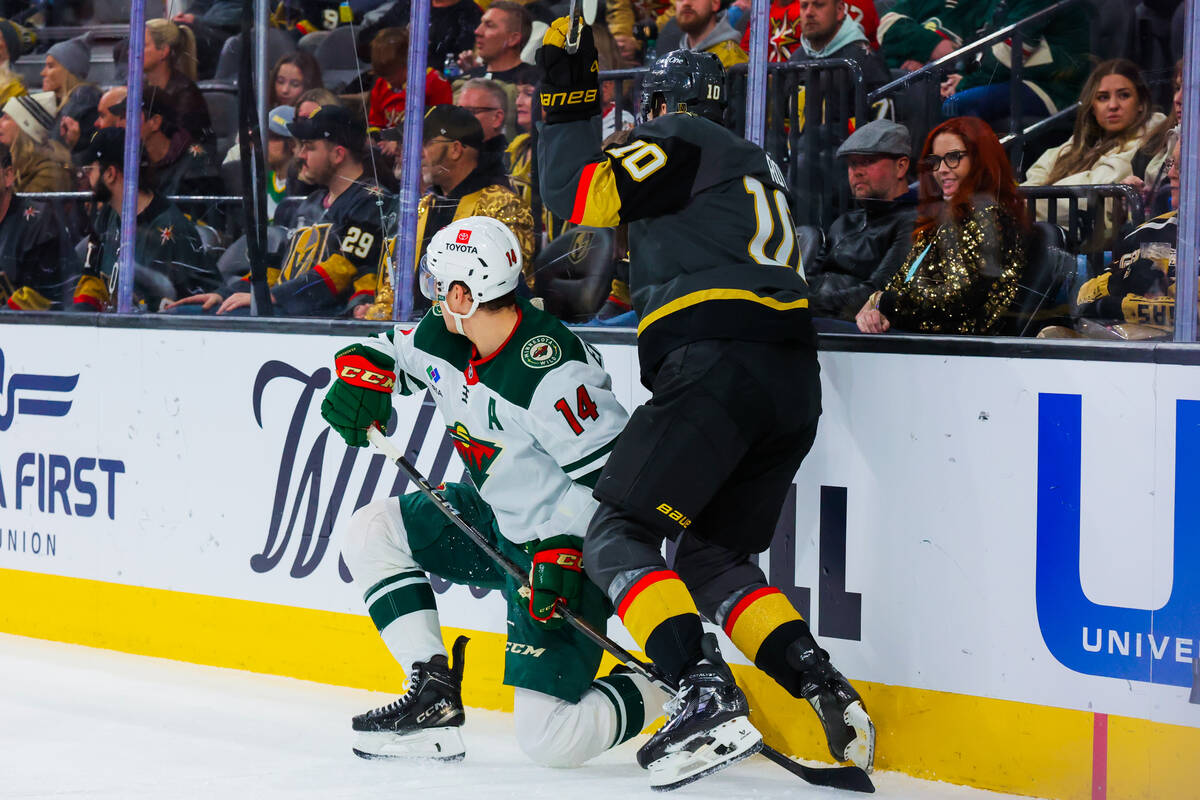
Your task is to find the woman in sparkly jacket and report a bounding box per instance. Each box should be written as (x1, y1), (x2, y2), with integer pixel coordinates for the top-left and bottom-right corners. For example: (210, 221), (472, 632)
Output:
(855, 116), (1028, 335)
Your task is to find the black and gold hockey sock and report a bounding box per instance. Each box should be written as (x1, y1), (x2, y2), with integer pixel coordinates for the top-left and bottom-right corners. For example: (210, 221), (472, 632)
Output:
(616, 569), (704, 684)
(722, 586), (815, 698)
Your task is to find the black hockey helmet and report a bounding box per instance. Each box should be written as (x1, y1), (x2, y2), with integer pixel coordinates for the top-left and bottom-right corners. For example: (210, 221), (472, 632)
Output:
(638, 49), (727, 124)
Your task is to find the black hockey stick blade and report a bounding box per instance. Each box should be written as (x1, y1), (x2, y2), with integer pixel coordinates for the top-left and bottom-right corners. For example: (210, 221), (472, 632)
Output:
(367, 427), (875, 793)
(760, 748), (875, 793)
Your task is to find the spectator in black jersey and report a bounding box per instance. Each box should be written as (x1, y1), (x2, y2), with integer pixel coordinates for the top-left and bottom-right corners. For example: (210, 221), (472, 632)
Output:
(457, 1), (542, 85)
(360, 0), (481, 73)
(808, 120), (917, 321)
(167, 105), (388, 317)
(0, 141), (74, 310)
(72, 128), (218, 311)
(142, 19), (215, 149)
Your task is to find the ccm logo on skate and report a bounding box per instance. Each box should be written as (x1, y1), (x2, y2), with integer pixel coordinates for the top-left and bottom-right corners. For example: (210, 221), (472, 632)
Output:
(416, 698), (451, 724)
(656, 503), (692, 528)
(1035, 393), (1200, 689)
(505, 642), (546, 657)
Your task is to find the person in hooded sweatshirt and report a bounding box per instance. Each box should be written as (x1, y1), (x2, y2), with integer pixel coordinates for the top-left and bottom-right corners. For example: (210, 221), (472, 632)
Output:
(661, 0), (748, 68)
(789, 0), (889, 97)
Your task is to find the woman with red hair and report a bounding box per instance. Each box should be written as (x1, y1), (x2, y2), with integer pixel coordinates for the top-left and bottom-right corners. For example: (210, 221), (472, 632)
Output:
(855, 117), (1027, 335)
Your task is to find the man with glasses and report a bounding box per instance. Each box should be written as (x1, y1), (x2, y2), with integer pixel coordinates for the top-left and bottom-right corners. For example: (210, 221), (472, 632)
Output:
(366, 105), (532, 320)
(72, 128), (217, 312)
(807, 120), (918, 321)
(456, 78), (512, 168)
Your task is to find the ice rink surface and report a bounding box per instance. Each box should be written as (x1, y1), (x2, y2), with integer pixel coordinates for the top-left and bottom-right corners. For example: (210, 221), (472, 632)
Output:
(0, 633), (1042, 800)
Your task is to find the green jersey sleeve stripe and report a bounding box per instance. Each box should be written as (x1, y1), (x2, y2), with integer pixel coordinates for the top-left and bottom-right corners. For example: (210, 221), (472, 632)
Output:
(561, 437), (618, 475)
(362, 569), (427, 602)
(573, 466), (603, 489)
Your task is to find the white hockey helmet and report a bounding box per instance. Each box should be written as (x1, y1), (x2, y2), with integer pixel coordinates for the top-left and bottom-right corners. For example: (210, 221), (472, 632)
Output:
(422, 216), (523, 333)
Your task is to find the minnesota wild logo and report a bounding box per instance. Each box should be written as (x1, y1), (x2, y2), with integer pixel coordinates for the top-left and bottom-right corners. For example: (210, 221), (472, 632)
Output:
(447, 421), (502, 487)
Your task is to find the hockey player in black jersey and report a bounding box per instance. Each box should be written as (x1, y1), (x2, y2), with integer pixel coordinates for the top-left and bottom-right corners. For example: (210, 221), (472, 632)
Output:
(538, 22), (875, 790)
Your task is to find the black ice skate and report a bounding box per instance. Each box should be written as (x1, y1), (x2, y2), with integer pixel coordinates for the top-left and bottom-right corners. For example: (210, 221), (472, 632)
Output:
(787, 639), (875, 772)
(637, 633), (763, 791)
(352, 636), (469, 761)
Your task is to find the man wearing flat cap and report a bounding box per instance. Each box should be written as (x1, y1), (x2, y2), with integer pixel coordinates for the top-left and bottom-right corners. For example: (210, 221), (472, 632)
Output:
(72, 127), (219, 312)
(168, 104), (391, 317)
(365, 104), (532, 320)
(806, 119), (919, 321)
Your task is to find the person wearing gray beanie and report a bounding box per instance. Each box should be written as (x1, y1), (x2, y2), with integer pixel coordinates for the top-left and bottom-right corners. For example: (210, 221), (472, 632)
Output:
(46, 34), (91, 84)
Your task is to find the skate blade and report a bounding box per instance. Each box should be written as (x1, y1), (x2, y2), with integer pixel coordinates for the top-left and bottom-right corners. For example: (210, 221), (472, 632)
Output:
(352, 726), (466, 762)
(647, 717), (764, 792)
(841, 701), (876, 773)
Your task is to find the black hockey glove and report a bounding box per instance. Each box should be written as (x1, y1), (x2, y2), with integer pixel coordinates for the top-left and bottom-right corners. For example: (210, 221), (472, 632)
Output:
(321, 343), (396, 448)
(536, 16), (600, 125)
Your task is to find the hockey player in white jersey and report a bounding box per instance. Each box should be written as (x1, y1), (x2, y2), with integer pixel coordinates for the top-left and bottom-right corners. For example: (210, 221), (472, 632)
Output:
(321, 216), (662, 767)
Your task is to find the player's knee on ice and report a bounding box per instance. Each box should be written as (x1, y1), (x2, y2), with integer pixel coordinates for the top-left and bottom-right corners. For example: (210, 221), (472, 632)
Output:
(513, 688), (616, 768)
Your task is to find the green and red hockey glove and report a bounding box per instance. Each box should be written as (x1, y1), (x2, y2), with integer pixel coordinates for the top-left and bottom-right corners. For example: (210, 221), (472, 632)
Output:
(321, 343), (396, 447)
(528, 534), (584, 628)
(536, 16), (600, 124)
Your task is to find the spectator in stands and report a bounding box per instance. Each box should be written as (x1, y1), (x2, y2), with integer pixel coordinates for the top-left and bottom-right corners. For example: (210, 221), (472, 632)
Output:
(0, 92), (72, 192)
(96, 87), (125, 129)
(270, 52), (324, 108)
(143, 19), (215, 148)
(367, 27), (454, 139)
(659, 0), (747, 68)
(609, 0), (675, 63)
(514, 80), (534, 135)
(167, 105), (388, 317)
(365, 105), (532, 320)
(1023, 59), (1165, 217)
(0, 18), (30, 106)
(42, 35), (102, 137)
(1129, 59), (1182, 211)
(855, 116), (1027, 335)
(0, 141), (74, 309)
(456, 77), (511, 168)
(58, 89), (98, 151)
(172, 0), (241, 78)
(1067, 136), (1183, 339)
(73, 128), (217, 312)
(880, 0), (1088, 124)
(132, 90), (220, 199)
(792, 0), (888, 95)
(458, 1), (543, 84)
(731, 0), (875, 62)
(296, 88), (342, 120)
(263, 105), (301, 222)
(361, 0), (481, 74)
(808, 120), (918, 320)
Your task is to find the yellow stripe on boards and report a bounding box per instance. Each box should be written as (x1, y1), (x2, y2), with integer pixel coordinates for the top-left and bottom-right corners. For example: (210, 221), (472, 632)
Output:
(636, 289), (809, 336)
(3, 567), (1198, 800)
(0, 567), (515, 711)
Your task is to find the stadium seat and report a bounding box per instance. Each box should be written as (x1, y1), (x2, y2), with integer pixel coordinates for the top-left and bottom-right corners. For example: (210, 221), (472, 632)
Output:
(204, 90), (239, 157)
(216, 227), (291, 281)
(795, 225), (823, 275)
(213, 30), (297, 85)
(531, 228), (616, 323)
(313, 26), (365, 91)
(1005, 222), (1076, 336)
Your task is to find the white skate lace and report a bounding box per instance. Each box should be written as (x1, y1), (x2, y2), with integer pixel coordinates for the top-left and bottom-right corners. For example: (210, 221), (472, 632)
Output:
(373, 666), (422, 715)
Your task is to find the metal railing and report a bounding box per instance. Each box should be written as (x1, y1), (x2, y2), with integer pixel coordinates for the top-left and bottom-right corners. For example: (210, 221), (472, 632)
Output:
(1000, 102), (1079, 173)
(1021, 184), (1145, 276)
(869, 0), (1086, 140)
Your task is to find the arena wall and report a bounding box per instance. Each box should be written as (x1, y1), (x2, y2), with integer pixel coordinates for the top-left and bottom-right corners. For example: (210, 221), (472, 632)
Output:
(0, 319), (1196, 799)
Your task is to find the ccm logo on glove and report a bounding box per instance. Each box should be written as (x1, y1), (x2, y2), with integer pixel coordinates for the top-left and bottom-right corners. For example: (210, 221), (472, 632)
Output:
(336, 354), (397, 391)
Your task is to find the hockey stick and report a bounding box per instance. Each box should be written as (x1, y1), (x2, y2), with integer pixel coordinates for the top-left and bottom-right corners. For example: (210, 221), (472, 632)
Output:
(365, 427), (875, 793)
